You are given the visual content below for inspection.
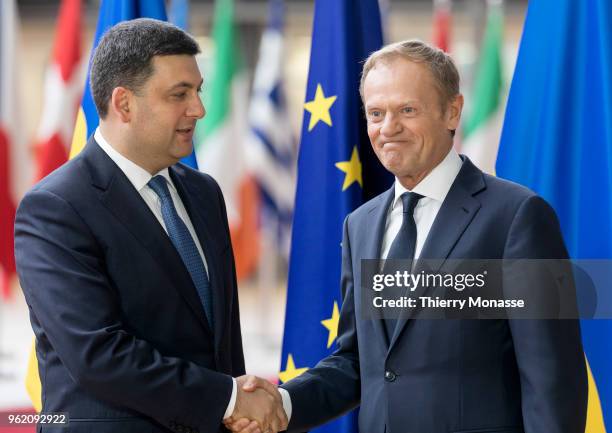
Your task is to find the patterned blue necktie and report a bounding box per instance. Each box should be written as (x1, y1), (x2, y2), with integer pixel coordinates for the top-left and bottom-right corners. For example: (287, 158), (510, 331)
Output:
(148, 175), (213, 329)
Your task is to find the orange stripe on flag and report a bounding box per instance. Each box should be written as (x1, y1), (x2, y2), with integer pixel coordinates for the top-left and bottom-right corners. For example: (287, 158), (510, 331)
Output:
(230, 176), (260, 280)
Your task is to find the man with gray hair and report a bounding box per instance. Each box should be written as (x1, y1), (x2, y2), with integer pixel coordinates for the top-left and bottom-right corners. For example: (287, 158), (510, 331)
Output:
(229, 39), (587, 433)
(15, 18), (286, 433)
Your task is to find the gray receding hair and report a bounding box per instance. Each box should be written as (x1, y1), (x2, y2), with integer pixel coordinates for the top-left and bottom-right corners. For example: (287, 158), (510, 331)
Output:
(90, 18), (200, 119)
(359, 39), (460, 110)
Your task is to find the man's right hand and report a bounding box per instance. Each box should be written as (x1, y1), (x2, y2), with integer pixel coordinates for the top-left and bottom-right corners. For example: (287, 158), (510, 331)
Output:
(224, 375), (287, 433)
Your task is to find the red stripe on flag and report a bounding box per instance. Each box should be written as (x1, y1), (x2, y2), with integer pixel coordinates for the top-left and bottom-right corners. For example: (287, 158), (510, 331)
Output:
(0, 126), (17, 299)
(35, 132), (69, 180)
(432, 7), (451, 53)
(52, 0), (81, 82)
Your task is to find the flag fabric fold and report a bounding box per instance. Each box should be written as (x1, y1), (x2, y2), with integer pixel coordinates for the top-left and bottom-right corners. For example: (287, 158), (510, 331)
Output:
(496, 1), (612, 431)
(279, 1), (392, 432)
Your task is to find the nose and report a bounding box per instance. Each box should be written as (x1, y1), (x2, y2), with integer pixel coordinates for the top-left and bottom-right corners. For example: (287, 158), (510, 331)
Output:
(188, 94), (206, 119)
(380, 112), (402, 137)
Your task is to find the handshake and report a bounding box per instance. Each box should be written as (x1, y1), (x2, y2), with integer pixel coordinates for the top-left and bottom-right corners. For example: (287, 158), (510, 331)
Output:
(224, 375), (289, 433)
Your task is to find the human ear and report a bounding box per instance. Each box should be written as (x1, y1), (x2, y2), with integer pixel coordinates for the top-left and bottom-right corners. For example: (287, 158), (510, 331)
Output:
(446, 93), (464, 132)
(109, 87), (132, 122)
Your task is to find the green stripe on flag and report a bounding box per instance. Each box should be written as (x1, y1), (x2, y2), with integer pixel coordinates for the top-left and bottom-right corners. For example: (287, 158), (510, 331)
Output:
(195, 0), (241, 142)
(464, 3), (503, 139)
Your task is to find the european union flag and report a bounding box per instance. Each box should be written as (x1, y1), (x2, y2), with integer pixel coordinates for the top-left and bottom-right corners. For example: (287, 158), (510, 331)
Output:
(70, 0), (167, 157)
(279, 1), (392, 432)
(496, 0), (612, 429)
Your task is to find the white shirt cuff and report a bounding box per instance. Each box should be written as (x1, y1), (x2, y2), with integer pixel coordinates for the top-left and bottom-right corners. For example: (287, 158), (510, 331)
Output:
(223, 378), (237, 420)
(278, 388), (293, 422)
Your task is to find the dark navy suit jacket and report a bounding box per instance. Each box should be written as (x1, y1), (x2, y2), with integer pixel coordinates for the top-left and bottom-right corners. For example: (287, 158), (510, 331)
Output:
(283, 157), (587, 433)
(14, 138), (245, 433)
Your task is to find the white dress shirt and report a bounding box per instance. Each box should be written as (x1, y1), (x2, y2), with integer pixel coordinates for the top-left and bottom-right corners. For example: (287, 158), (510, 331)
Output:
(280, 149), (463, 423)
(94, 128), (238, 419)
(381, 148), (463, 260)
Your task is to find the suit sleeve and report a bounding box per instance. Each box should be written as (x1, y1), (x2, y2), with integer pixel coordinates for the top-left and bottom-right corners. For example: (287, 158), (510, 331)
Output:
(503, 195), (588, 433)
(282, 215), (361, 433)
(14, 188), (233, 433)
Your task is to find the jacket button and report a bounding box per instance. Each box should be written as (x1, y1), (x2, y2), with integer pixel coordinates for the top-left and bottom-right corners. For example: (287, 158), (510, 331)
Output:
(385, 370), (397, 382)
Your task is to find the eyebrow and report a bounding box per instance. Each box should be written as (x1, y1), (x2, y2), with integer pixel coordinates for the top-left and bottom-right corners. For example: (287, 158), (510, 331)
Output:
(365, 100), (422, 110)
(168, 78), (204, 91)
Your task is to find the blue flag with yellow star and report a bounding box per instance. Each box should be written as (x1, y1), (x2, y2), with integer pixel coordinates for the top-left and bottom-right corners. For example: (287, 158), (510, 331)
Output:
(279, 1), (392, 431)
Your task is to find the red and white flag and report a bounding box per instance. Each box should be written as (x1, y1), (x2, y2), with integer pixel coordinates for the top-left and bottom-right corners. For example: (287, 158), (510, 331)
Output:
(0, 0), (29, 300)
(432, 0), (452, 53)
(33, 0), (84, 181)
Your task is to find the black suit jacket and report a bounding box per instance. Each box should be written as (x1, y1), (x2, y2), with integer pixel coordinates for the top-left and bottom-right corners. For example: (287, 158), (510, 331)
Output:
(14, 138), (245, 433)
(282, 157), (587, 433)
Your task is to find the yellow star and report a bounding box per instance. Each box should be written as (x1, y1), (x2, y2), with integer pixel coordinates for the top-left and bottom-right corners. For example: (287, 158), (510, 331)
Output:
(303, 84), (337, 131)
(279, 354), (309, 383)
(335, 146), (363, 191)
(321, 301), (340, 348)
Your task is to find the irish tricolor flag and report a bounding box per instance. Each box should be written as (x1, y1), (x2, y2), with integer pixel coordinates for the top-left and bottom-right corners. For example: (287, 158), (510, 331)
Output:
(194, 0), (259, 280)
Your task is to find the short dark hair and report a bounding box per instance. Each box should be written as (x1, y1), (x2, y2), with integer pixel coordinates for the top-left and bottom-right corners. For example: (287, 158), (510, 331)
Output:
(90, 18), (200, 118)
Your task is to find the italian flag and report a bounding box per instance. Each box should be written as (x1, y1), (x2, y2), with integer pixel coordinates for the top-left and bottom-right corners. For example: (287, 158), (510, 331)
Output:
(461, 0), (504, 175)
(194, 0), (259, 280)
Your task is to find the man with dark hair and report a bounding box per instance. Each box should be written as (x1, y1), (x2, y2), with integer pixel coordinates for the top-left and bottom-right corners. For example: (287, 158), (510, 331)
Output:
(15, 18), (286, 433)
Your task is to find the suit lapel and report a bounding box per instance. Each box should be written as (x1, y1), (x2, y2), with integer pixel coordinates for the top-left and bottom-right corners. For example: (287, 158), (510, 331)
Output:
(83, 139), (212, 334)
(364, 186), (395, 349)
(388, 157), (486, 351)
(170, 166), (228, 355)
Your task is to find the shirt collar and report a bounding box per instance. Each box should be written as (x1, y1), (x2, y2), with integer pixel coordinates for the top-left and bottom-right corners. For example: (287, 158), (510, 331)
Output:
(392, 148), (463, 208)
(94, 127), (173, 192)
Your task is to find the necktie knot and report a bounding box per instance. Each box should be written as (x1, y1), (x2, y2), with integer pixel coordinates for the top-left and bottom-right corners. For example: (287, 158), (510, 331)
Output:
(401, 192), (423, 215)
(148, 175), (172, 200)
